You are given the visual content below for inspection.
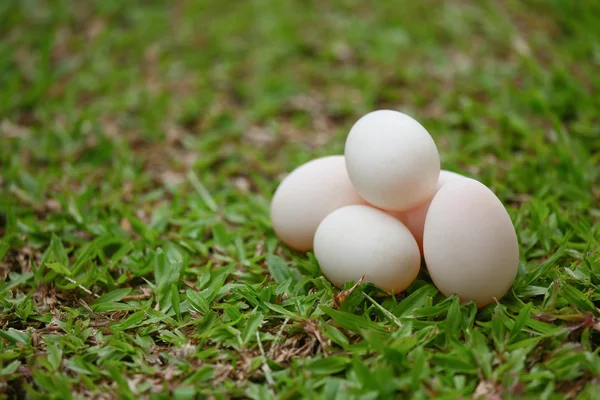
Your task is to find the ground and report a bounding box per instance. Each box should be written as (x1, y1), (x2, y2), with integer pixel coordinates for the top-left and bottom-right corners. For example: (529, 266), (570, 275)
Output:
(1, 0), (599, 399)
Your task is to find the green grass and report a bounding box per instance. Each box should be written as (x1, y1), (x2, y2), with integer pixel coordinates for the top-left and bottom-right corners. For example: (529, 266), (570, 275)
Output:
(1, 0), (600, 398)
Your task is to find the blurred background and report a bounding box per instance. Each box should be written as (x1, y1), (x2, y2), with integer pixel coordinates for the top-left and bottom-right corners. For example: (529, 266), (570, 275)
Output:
(1, 0), (599, 257)
(3, 4), (599, 155)
(0, 0), (600, 186)
(2, 0), (599, 255)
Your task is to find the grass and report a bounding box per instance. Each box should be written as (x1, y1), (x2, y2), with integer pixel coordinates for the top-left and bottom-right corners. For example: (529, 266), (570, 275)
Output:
(1, 0), (599, 398)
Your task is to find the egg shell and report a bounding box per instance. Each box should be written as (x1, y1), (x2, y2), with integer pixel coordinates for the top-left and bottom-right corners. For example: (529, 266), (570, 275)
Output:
(394, 170), (467, 252)
(423, 179), (519, 307)
(314, 205), (420, 294)
(345, 110), (440, 211)
(270, 155), (366, 252)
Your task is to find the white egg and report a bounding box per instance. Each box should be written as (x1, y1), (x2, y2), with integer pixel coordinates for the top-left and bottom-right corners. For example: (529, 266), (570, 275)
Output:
(423, 179), (519, 307)
(270, 156), (366, 252)
(345, 110), (440, 211)
(314, 205), (420, 294)
(395, 170), (466, 252)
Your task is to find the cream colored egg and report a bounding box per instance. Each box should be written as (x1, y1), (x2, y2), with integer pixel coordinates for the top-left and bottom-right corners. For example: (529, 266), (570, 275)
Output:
(270, 156), (366, 252)
(345, 110), (440, 211)
(423, 179), (519, 307)
(395, 170), (466, 252)
(314, 205), (420, 294)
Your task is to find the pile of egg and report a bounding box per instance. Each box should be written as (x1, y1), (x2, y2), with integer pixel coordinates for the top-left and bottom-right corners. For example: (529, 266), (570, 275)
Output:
(270, 110), (519, 307)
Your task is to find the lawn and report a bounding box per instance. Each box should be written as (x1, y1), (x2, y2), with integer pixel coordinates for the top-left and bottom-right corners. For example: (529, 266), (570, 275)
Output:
(1, 0), (599, 399)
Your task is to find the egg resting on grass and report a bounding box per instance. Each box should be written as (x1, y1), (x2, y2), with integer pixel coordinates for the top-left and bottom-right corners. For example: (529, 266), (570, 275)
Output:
(345, 110), (440, 212)
(313, 205), (420, 294)
(270, 155), (366, 252)
(423, 179), (519, 307)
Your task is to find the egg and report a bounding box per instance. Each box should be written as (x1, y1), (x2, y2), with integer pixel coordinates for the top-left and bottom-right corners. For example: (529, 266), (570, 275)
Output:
(270, 155), (366, 252)
(345, 110), (440, 211)
(395, 170), (466, 252)
(314, 205), (420, 294)
(423, 179), (519, 307)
